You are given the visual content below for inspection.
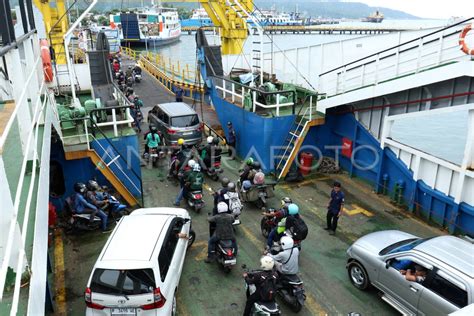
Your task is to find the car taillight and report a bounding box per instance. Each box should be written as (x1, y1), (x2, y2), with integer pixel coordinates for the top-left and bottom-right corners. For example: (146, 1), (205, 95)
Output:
(141, 288), (166, 310)
(167, 128), (176, 134)
(226, 249), (233, 256)
(197, 123), (204, 131)
(84, 287), (105, 310)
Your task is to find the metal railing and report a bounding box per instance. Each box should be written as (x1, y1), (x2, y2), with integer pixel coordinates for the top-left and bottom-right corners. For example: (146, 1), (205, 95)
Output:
(214, 76), (296, 116)
(319, 17), (474, 97)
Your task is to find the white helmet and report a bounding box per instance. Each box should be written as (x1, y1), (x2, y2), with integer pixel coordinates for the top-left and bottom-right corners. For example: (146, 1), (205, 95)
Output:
(260, 255), (275, 271)
(187, 159), (196, 168)
(193, 164), (201, 172)
(280, 236), (294, 250)
(217, 201), (228, 214)
(207, 136), (214, 144)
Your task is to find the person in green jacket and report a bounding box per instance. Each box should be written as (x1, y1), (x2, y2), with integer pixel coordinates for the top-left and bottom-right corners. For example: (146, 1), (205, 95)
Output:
(186, 163), (204, 191)
(145, 126), (161, 152)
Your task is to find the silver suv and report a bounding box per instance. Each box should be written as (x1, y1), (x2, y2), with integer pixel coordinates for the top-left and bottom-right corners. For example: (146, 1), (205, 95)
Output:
(346, 230), (473, 315)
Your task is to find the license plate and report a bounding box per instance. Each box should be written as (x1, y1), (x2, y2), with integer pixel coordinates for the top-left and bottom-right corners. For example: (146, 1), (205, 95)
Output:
(224, 259), (236, 265)
(182, 132), (193, 135)
(110, 307), (136, 316)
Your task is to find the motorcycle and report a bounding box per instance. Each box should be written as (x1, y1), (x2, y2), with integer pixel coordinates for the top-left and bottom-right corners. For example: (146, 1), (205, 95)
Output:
(260, 209), (303, 251)
(185, 189), (204, 213)
(238, 180), (275, 209)
(99, 193), (129, 220)
(242, 264), (281, 316)
(145, 147), (164, 167)
(204, 161), (222, 181)
(276, 273), (306, 313)
(64, 196), (102, 232)
(133, 71), (142, 83)
(216, 239), (237, 273)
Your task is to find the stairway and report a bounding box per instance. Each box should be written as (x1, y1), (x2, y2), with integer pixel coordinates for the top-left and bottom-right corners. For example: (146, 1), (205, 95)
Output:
(64, 149), (140, 207)
(274, 108), (325, 181)
(120, 13), (141, 41)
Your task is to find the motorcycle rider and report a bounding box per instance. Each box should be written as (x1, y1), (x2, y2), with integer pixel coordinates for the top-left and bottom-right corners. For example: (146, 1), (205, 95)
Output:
(205, 202), (237, 263)
(185, 163), (204, 193)
(144, 125), (161, 159)
(73, 182), (109, 232)
(85, 180), (109, 209)
(239, 158), (254, 183)
(174, 159), (196, 206)
(133, 63), (142, 75)
(267, 235), (299, 275)
(168, 138), (185, 178)
(200, 136), (214, 170)
(262, 197), (293, 249)
(224, 182), (242, 216)
(243, 256), (278, 316)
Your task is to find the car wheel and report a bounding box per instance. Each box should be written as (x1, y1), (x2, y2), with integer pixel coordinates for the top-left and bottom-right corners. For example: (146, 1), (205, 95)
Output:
(348, 261), (370, 290)
(260, 217), (270, 238)
(187, 230), (196, 248)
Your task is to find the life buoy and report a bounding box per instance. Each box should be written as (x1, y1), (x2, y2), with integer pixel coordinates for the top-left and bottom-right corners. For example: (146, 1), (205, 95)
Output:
(459, 24), (474, 55)
(40, 39), (54, 82)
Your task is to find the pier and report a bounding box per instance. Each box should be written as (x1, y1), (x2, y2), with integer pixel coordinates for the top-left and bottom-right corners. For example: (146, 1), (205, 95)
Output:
(182, 24), (418, 35)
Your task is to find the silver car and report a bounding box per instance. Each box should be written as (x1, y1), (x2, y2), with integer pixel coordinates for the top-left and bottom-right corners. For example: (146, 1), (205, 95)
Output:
(346, 230), (473, 315)
(148, 102), (203, 145)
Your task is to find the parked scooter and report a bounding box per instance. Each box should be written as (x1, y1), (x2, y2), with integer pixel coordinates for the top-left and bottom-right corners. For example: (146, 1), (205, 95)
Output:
(242, 264), (281, 315)
(276, 273), (306, 312)
(64, 196), (102, 232)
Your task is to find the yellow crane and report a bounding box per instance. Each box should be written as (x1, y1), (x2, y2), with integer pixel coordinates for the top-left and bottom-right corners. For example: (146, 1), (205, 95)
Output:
(164, 0), (254, 55)
(33, 0), (69, 64)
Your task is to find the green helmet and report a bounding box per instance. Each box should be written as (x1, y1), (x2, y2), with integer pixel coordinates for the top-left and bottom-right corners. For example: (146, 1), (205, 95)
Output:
(245, 157), (254, 166)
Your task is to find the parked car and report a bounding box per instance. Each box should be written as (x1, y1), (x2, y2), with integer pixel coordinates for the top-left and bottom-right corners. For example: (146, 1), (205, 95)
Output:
(148, 102), (203, 146)
(346, 230), (473, 315)
(85, 207), (194, 316)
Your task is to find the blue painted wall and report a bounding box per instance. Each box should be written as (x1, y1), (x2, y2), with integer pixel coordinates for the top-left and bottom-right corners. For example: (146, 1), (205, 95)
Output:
(209, 86), (295, 172)
(304, 112), (474, 236)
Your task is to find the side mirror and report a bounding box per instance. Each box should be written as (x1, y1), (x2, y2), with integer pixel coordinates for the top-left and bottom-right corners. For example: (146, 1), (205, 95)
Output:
(385, 260), (391, 269)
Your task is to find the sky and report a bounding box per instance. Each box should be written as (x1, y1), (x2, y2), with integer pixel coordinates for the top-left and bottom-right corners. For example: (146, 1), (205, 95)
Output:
(353, 0), (471, 19)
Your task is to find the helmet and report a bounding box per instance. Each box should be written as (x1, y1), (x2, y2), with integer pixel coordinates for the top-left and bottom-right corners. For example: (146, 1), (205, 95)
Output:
(288, 203), (299, 215)
(227, 121), (232, 126)
(207, 136), (214, 144)
(227, 182), (236, 192)
(260, 256), (275, 271)
(188, 159), (196, 168)
(242, 180), (252, 190)
(177, 138), (185, 145)
(253, 172), (265, 185)
(150, 125), (157, 133)
(245, 157), (254, 166)
(74, 182), (87, 194)
(87, 180), (99, 191)
(217, 201), (228, 214)
(252, 161), (261, 170)
(281, 197), (292, 207)
(280, 236), (294, 250)
(221, 177), (230, 187)
(193, 164), (201, 172)
(213, 138), (220, 145)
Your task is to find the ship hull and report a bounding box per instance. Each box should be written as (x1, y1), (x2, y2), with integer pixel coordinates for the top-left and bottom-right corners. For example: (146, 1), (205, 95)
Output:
(121, 35), (181, 47)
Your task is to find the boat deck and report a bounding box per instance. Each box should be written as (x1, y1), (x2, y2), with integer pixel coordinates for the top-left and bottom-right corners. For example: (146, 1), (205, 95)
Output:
(53, 57), (445, 316)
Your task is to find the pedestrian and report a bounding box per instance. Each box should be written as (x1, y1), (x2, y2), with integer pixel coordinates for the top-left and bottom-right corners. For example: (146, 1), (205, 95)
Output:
(226, 121), (236, 160)
(175, 85), (184, 102)
(325, 181), (344, 235)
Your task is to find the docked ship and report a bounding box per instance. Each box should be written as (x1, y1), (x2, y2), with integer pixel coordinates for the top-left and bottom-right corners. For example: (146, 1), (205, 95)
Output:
(181, 8), (213, 27)
(109, 1), (181, 46)
(362, 10), (384, 23)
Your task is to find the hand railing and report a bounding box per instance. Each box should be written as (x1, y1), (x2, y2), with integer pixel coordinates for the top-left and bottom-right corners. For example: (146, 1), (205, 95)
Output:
(319, 17), (474, 97)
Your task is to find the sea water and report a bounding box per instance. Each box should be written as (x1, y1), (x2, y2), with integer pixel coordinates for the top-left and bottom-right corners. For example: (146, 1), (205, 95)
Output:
(140, 19), (468, 165)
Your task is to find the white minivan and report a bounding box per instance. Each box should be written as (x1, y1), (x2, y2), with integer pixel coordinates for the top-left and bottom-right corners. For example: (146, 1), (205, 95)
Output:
(85, 207), (194, 316)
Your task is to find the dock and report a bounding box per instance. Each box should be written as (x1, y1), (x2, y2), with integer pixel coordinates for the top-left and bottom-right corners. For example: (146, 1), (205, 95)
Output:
(182, 24), (418, 35)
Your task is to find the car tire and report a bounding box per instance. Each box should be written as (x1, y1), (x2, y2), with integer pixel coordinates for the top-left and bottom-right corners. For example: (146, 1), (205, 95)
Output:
(348, 261), (370, 290)
(187, 230), (196, 249)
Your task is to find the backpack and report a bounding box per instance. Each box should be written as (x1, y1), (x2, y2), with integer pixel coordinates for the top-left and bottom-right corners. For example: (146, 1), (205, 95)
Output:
(258, 272), (277, 302)
(189, 172), (204, 190)
(225, 191), (242, 215)
(286, 215), (308, 240)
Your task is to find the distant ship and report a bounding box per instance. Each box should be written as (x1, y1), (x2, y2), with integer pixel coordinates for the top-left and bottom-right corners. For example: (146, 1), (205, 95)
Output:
(109, 1), (181, 46)
(362, 10), (384, 23)
(181, 7), (304, 27)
